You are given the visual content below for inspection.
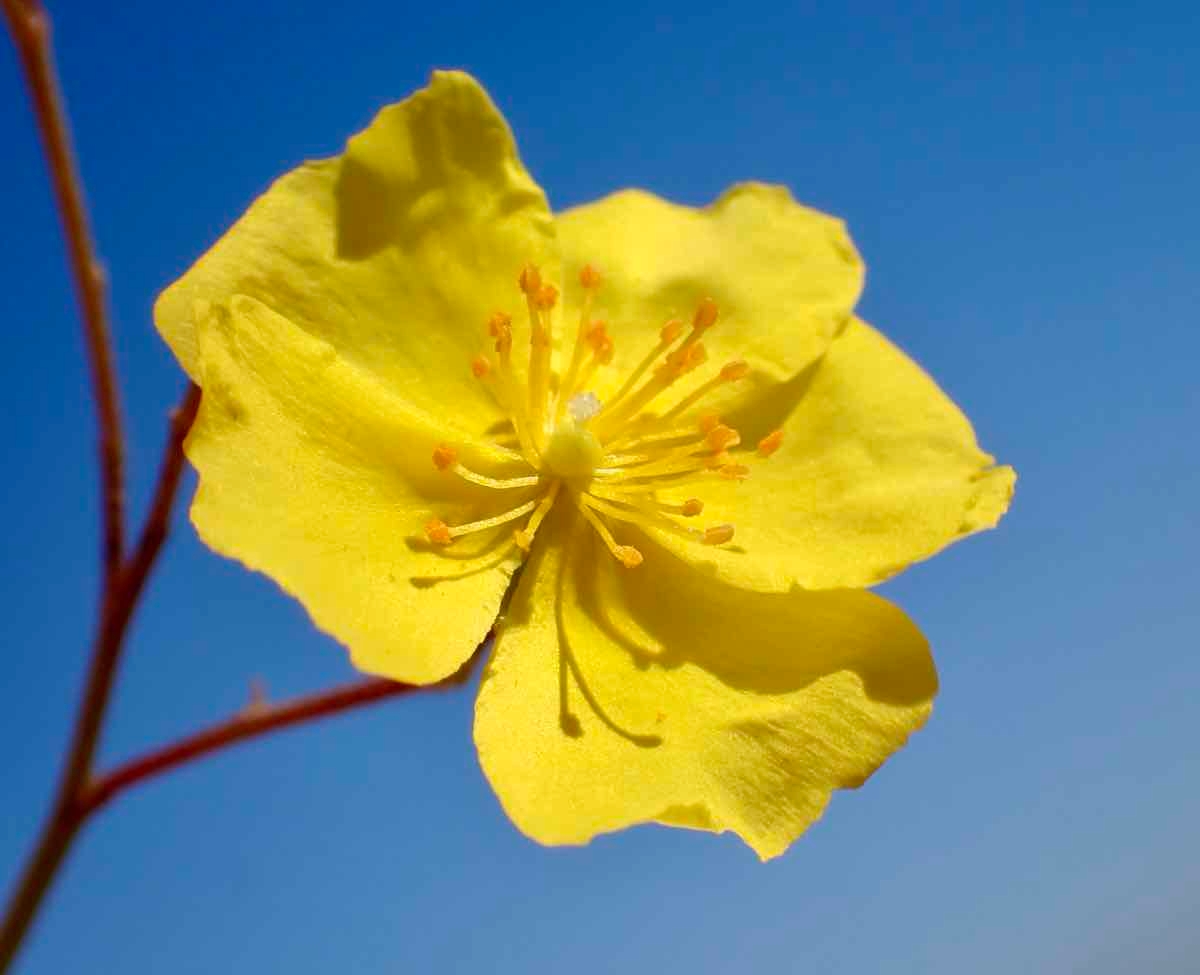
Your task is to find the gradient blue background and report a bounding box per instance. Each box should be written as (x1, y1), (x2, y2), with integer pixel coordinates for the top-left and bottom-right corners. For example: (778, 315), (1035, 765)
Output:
(2, 1), (1197, 972)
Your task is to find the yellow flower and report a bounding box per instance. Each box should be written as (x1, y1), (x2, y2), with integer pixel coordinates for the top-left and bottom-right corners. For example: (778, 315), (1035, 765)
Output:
(155, 71), (1014, 859)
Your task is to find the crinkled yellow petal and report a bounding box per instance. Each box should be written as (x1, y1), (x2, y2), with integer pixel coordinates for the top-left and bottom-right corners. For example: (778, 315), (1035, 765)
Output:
(474, 506), (936, 860)
(554, 183), (864, 416)
(654, 317), (1016, 591)
(156, 70), (556, 436)
(188, 295), (524, 683)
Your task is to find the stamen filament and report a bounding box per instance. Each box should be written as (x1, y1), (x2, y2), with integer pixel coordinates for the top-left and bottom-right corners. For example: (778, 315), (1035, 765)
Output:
(592, 339), (708, 441)
(452, 464), (541, 490)
(596, 319), (685, 421)
(488, 312), (541, 466)
(426, 496), (541, 545)
(600, 433), (707, 469)
(514, 480), (561, 551)
(603, 424), (701, 454)
(522, 266), (556, 449)
(578, 498), (643, 568)
(587, 483), (705, 518)
(583, 493), (733, 547)
(654, 360), (748, 427)
(593, 452), (719, 481)
(555, 266), (600, 421)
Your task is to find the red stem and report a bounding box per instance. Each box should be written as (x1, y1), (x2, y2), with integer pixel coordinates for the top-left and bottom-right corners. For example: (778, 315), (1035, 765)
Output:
(82, 677), (447, 816)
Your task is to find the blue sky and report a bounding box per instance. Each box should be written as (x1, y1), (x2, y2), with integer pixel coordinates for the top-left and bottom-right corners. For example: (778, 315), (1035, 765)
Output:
(1, 1), (1197, 972)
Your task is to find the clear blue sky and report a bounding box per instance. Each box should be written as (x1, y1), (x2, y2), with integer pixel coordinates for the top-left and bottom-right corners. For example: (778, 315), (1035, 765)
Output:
(2, 1), (1197, 971)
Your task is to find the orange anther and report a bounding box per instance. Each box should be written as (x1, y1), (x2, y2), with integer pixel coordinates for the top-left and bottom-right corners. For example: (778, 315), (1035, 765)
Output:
(681, 498), (704, 517)
(470, 355), (492, 379)
(663, 341), (708, 378)
(703, 524), (735, 545)
(424, 519), (453, 545)
(487, 311), (512, 337)
(757, 429), (784, 457)
(718, 463), (750, 481)
(518, 263), (542, 295)
(720, 360), (750, 382)
(594, 335), (615, 365)
(693, 297), (719, 330)
(684, 342), (709, 371)
(432, 444), (458, 471)
(705, 424), (741, 452)
(615, 545), (644, 568)
(585, 321), (614, 363)
(536, 283), (559, 310)
(698, 413), (721, 433)
(579, 264), (602, 289)
(488, 313), (513, 354)
(660, 318), (684, 343)
(706, 451), (731, 469)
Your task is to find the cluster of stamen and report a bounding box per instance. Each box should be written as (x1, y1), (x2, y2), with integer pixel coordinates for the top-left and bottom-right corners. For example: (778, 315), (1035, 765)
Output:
(422, 262), (784, 569)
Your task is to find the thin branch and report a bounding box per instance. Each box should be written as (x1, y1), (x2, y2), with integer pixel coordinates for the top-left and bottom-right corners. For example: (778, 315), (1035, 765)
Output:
(0, 3), (474, 969)
(121, 384), (201, 612)
(82, 669), (473, 816)
(3, 0), (125, 578)
(0, 384), (198, 971)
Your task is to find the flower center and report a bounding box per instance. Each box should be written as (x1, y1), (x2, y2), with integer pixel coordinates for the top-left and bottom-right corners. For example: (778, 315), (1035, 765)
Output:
(543, 417), (603, 482)
(421, 263), (784, 567)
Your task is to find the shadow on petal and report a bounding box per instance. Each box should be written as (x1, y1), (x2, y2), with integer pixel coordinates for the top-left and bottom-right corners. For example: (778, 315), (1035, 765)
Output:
(574, 527), (936, 709)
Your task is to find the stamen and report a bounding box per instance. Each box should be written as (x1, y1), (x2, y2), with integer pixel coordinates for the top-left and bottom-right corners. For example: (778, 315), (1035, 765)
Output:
(600, 420), (735, 474)
(594, 318), (687, 422)
(486, 311), (541, 465)
(522, 265), (554, 448)
(452, 465), (541, 491)
(425, 497), (541, 546)
(578, 499), (643, 568)
(432, 440), (539, 489)
(588, 483), (705, 518)
(470, 355), (491, 379)
(513, 480), (561, 551)
(572, 321), (615, 392)
(704, 424), (741, 452)
(517, 264), (542, 295)
(592, 301), (715, 439)
(555, 265), (604, 420)
(594, 451), (720, 482)
(583, 492), (735, 550)
(424, 519), (453, 545)
(698, 412), (721, 433)
(757, 429), (784, 457)
(654, 360), (750, 427)
(703, 524), (735, 545)
(603, 423), (706, 454)
(693, 296), (719, 331)
(598, 431), (711, 471)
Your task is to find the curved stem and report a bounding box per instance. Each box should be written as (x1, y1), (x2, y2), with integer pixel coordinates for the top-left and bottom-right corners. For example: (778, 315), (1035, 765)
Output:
(0, 386), (197, 971)
(0, 5), (479, 970)
(2, 0), (125, 579)
(82, 666), (477, 817)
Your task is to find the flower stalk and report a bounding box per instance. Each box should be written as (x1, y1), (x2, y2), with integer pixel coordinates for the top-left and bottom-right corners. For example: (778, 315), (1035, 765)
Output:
(0, 3), (461, 969)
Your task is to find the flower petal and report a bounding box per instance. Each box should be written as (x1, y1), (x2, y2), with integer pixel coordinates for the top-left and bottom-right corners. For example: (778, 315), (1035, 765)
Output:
(653, 317), (1016, 591)
(189, 295), (523, 683)
(554, 183), (864, 417)
(156, 70), (556, 435)
(474, 507), (936, 860)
